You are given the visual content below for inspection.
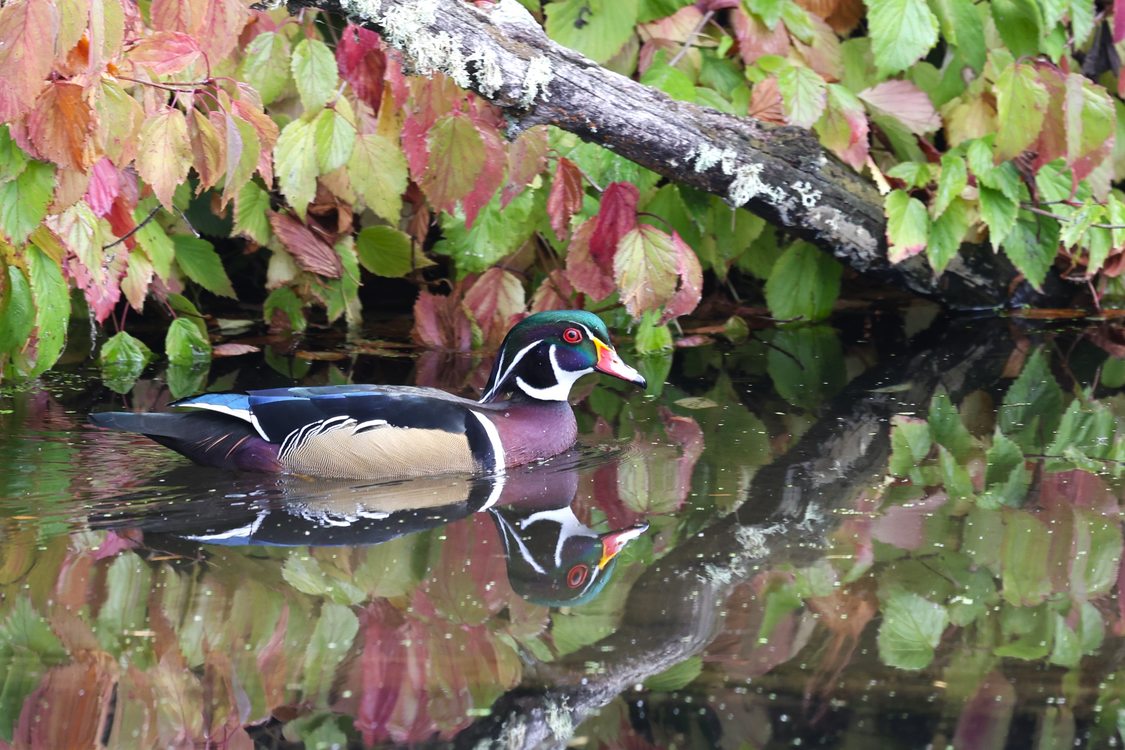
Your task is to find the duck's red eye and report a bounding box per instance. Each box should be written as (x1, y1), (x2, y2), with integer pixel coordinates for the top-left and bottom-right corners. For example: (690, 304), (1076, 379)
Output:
(562, 327), (583, 344)
(566, 564), (589, 588)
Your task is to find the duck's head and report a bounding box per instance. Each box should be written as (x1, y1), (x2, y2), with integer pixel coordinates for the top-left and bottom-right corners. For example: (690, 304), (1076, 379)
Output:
(480, 310), (646, 403)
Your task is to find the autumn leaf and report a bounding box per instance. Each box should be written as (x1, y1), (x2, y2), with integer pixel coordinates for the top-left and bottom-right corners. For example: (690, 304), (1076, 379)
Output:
(547, 158), (584, 240)
(815, 84), (869, 170)
(464, 268), (526, 348)
(858, 80), (940, 135)
(613, 224), (695, 319)
(349, 133), (407, 222)
(336, 24), (386, 113)
(275, 117), (319, 219)
(84, 158), (120, 217)
(0, 0), (59, 121)
(420, 112), (486, 215)
(136, 107), (191, 210)
(566, 218), (615, 300)
(502, 126), (549, 208)
(127, 31), (203, 76)
(590, 181), (639, 267)
(232, 99), (279, 185)
(241, 31), (292, 106)
(189, 110), (225, 193)
(269, 212), (343, 278)
(292, 37), (338, 111)
(461, 119), (505, 229)
(27, 81), (93, 171)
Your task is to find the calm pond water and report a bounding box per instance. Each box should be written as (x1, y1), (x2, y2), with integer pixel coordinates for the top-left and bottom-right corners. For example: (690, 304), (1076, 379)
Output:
(2, 312), (1125, 749)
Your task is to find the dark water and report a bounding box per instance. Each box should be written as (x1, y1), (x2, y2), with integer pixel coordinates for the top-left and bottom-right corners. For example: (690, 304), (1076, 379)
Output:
(2, 313), (1125, 749)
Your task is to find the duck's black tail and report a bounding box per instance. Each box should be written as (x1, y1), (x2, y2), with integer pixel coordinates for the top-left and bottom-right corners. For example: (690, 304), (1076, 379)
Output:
(88, 412), (280, 472)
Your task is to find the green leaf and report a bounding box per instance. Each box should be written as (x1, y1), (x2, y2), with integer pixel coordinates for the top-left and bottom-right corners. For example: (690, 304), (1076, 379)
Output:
(275, 118), (319, 219)
(990, 0), (1043, 58)
(767, 326), (846, 410)
(981, 431), (1029, 509)
(0, 265), (34, 356)
(639, 57), (696, 102)
(99, 331), (153, 394)
(1070, 0), (1095, 46)
(978, 186), (1019, 249)
(165, 317), (211, 365)
(434, 187), (539, 276)
(165, 292), (208, 338)
(777, 64), (827, 128)
(865, 0), (939, 76)
(889, 416), (932, 477)
(1002, 212), (1059, 291)
(0, 159), (53, 245)
(0, 160), (54, 244)
(1001, 513), (1052, 605)
(241, 31), (291, 105)
(348, 133), (407, 223)
(644, 656), (703, 692)
(928, 390), (974, 460)
(166, 362), (209, 399)
(133, 201), (174, 279)
(302, 603), (358, 704)
(234, 181), (272, 245)
(764, 241), (842, 322)
(886, 162), (932, 189)
(928, 0), (985, 69)
(172, 236), (236, 298)
(994, 63), (1049, 161)
(634, 309), (673, 355)
(313, 107), (356, 173)
(264, 286), (307, 332)
(885, 189), (930, 263)
(877, 590), (948, 670)
(291, 37), (337, 111)
(928, 197), (970, 274)
(545, 0), (639, 64)
(939, 445), (975, 502)
(355, 225), (433, 278)
(933, 155), (967, 218)
(282, 553), (366, 605)
(0, 125), (28, 179)
(14, 244), (70, 378)
(998, 349), (1063, 450)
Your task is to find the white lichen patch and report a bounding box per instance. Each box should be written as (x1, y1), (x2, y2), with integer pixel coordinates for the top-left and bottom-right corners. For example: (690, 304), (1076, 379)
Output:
(692, 144), (725, 173)
(791, 180), (822, 208)
(808, 205), (878, 258)
(469, 48), (503, 98)
(545, 697), (574, 740)
(520, 55), (553, 107)
(728, 163), (787, 208)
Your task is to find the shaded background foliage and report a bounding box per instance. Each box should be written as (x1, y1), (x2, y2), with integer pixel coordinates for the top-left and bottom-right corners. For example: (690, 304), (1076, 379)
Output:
(3, 0), (1125, 382)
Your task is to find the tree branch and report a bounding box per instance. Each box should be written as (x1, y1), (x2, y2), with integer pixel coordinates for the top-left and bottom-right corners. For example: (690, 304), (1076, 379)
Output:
(285, 0), (1066, 309)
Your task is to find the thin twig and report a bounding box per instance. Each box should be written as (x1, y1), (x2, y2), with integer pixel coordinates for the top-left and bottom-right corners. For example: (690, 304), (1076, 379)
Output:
(668, 10), (714, 67)
(103, 205), (162, 250)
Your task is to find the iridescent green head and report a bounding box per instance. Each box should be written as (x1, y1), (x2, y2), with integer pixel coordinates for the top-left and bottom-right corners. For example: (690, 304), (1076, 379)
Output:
(480, 310), (646, 403)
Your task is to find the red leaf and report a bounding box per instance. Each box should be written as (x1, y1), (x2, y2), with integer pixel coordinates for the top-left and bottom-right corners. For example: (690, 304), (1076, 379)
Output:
(1116, 0), (1125, 42)
(0, 0), (58, 121)
(547, 157), (584, 240)
(150, 0), (202, 33)
(128, 31), (202, 75)
(354, 602), (407, 746)
(530, 269), (574, 312)
(196, 0), (248, 62)
(566, 218), (615, 300)
(27, 81), (93, 171)
(85, 158), (120, 217)
(400, 114), (429, 181)
(337, 24), (386, 114)
(461, 119), (505, 228)
(590, 181), (639, 266)
(268, 212), (343, 277)
(501, 126), (548, 207)
(233, 98), (279, 184)
(858, 80), (940, 134)
(419, 112), (486, 215)
(463, 268), (525, 347)
(105, 195), (137, 249)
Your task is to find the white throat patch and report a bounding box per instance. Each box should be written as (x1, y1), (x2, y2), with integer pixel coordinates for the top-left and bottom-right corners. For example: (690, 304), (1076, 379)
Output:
(516, 344), (590, 401)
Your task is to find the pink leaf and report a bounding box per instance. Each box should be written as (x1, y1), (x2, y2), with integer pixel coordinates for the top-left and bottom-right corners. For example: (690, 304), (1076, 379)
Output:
(660, 231), (703, 323)
(461, 117), (505, 228)
(268, 212), (343, 277)
(732, 6), (789, 66)
(337, 24), (386, 113)
(128, 31), (202, 75)
(412, 289), (473, 350)
(547, 157), (584, 240)
(85, 158), (120, 217)
(530, 269), (574, 312)
(1116, 0), (1125, 42)
(859, 80), (940, 134)
(749, 76), (786, 124)
(565, 218), (615, 300)
(212, 343), (260, 356)
(589, 181), (639, 267)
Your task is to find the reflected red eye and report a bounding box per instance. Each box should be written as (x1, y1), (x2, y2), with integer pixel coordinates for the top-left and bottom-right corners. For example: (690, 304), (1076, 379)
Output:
(562, 327), (583, 344)
(566, 564), (589, 588)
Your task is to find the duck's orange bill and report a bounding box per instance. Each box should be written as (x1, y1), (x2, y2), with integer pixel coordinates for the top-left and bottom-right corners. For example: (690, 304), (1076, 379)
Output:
(593, 338), (647, 388)
(598, 523), (649, 569)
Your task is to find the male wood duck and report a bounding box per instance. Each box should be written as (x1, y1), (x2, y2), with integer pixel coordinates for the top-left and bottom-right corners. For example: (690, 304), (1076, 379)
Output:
(88, 310), (646, 479)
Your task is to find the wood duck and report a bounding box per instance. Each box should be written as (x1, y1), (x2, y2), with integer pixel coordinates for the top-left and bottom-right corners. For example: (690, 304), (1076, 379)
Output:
(88, 310), (646, 479)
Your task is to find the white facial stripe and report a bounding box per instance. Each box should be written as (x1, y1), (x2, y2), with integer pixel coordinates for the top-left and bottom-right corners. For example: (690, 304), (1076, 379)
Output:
(480, 339), (540, 402)
(491, 511), (547, 574)
(521, 507), (597, 567)
(515, 344), (591, 401)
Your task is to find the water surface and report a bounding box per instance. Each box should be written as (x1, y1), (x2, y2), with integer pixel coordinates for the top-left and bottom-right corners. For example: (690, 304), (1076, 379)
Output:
(2, 314), (1125, 749)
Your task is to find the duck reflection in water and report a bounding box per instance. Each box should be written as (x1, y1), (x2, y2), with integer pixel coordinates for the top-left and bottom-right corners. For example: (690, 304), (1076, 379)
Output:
(90, 453), (648, 608)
